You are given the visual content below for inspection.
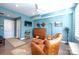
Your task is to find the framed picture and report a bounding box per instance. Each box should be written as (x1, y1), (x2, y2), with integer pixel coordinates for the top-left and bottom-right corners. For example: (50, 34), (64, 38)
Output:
(54, 21), (62, 27)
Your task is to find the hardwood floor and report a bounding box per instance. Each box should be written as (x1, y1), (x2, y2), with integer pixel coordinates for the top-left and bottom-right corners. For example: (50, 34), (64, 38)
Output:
(59, 43), (71, 55)
(0, 40), (13, 55)
(0, 39), (71, 55)
(0, 39), (31, 55)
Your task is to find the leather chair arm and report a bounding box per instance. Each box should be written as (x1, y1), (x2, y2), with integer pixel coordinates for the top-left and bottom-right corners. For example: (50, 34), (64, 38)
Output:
(31, 42), (45, 55)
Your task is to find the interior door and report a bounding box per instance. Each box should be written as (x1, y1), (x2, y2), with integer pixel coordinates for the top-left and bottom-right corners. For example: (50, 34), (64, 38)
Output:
(4, 19), (15, 38)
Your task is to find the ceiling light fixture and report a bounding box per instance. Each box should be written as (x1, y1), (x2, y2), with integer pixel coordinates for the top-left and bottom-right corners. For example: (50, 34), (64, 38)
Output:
(7, 14), (10, 16)
(16, 4), (19, 7)
(33, 3), (41, 17)
(33, 3), (45, 17)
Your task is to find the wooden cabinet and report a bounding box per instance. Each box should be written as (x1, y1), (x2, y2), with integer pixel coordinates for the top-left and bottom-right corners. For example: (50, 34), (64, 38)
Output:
(33, 28), (46, 39)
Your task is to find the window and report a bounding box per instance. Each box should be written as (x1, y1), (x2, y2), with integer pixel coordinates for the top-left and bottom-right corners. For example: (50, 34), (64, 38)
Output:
(75, 4), (79, 38)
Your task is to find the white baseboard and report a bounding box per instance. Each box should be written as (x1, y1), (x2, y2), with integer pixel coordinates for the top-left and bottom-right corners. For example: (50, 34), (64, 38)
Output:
(61, 41), (67, 43)
(20, 38), (25, 40)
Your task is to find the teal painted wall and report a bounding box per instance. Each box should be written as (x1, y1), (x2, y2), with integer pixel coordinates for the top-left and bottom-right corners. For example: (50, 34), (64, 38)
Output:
(0, 6), (33, 39)
(0, 4), (76, 41)
(0, 16), (4, 36)
(33, 8), (75, 42)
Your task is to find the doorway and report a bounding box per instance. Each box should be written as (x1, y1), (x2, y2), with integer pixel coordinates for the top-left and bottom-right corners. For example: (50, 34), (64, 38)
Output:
(4, 19), (15, 38)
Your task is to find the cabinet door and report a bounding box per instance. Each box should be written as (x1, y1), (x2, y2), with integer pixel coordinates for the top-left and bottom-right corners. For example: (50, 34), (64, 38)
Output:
(34, 28), (39, 37)
(34, 28), (46, 39)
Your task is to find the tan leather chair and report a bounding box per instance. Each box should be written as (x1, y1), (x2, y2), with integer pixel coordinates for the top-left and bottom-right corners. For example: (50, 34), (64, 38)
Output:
(31, 38), (45, 55)
(47, 35), (52, 40)
(31, 33), (63, 55)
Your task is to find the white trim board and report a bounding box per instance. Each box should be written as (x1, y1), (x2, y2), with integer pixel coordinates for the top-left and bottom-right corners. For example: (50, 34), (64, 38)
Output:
(61, 41), (67, 43)
(20, 38), (25, 40)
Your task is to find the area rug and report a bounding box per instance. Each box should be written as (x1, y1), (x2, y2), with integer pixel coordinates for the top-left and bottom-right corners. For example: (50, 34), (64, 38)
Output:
(11, 40), (70, 55)
(11, 42), (31, 55)
(7, 39), (26, 48)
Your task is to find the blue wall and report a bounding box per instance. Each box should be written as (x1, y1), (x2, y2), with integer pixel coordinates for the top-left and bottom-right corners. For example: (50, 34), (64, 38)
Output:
(0, 16), (4, 36)
(33, 9), (75, 42)
(0, 5), (76, 41)
(0, 6), (33, 39)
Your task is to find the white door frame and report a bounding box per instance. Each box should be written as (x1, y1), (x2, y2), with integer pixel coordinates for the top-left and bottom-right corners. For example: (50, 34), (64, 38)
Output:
(16, 19), (21, 38)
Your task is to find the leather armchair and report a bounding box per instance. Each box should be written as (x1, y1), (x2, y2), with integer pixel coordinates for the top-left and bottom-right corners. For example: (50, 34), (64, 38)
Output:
(31, 33), (63, 55)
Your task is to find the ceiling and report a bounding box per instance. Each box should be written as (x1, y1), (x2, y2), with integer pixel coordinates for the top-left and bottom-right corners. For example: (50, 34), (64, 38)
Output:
(0, 2), (75, 17)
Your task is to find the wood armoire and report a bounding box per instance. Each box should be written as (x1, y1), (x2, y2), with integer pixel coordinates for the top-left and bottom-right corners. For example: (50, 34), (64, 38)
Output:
(33, 28), (46, 39)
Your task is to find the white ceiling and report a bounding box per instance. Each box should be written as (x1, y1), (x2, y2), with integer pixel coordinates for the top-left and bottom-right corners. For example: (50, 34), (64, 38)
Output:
(0, 3), (36, 17)
(0, 2), (74, 17)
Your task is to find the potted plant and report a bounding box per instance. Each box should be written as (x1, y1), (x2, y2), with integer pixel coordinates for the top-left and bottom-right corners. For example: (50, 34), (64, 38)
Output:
(64, 27), (69, 44)
(41, 22), (46, 27)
